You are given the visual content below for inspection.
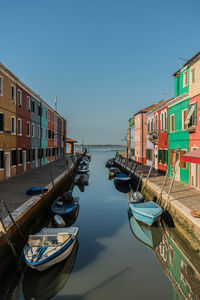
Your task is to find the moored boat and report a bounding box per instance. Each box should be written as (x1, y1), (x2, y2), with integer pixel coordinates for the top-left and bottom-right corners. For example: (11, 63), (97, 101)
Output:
(128, 201), (163, 226)
(51, 195), (79, 216)
(114, 173), (131, 183)
(26, 186), (48, 196)
(23, 227), (79, 271)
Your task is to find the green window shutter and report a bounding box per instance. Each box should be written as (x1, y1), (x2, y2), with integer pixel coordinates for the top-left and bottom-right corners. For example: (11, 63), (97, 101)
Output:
(194, 102), (197, 125)
(158, 150), (161, 162)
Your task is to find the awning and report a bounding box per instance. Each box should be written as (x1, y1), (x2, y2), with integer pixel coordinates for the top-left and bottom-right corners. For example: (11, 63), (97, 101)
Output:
(185, 104), (194, 124)
(181, 150), (200, 164)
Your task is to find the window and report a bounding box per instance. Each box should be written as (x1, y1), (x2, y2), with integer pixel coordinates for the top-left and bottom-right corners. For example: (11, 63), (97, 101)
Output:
(27, 122), (30, 136)
(171, 115), (175, 132)
(11, 85), (16, 102)
(180, 150), (187, 169)
(52, 131), (54, 139)
(164, 111), (167, 130)
(146, 149), (153, 161)
(32, 149), (35, 161)
(11, 116), (16, 134)
(185, 103), (197, 127)
(155, 114), (158, 132)
(0, 76), (3, 95)
(17, 119), (22, 135)
(17, 90), (22, 106)
(46, 110), (48, 120)
(182, 110), (187, 130)
(31, 100), (35, 113)
(158, 149), (168, 165)
(11, 150), (17, 166)
(151, 119), (153, 132)
(48, 111), (50, 121)
(0, 150), (4, 169)
(0, 113), (4, 132)
(46, 129), (48, 138)
(147, 120), (150, 132)
(48, 130), (51, 139)
(41, 127), (43, 138)
(38, 126), (40, 138)
(32, 123), (35, 137)
(161, 112), (164, 131)
(27, 96), (30, 110)
(27, 149), (31, 162)
(191, 68), (195, 84)
(52, 113), (54, 123)
(17, 149), (22, 165)
(183, 70), (188, 87)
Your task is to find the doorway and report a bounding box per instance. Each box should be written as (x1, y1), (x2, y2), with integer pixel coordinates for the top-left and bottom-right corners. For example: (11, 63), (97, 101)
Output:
(191, 163), (198, 187)
(155, 145), (158, 170)
(4, 152), (10, 178)
(23, 150), (26, 172)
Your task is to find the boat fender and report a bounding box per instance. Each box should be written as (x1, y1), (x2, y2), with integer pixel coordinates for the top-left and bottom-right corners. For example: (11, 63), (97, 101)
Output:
(134, 191), (144, 202)
(53, 215), (66, 227)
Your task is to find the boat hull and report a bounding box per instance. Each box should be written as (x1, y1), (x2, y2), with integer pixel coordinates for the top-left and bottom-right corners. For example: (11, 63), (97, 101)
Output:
(25, 239), (77, 272)
(129, 202), (163, 226)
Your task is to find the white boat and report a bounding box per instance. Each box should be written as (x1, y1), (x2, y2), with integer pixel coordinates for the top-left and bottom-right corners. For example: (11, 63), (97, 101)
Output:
(23, 227), (79, 271)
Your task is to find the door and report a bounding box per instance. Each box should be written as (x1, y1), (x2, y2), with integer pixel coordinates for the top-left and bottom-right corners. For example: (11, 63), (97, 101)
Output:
(155, 145), (158, 170)
(4, 152), (10, 178)
(175, 151), (180, 181)
(35, 149), (38, 167)
(23, 150), (26, 172)
(191, 163), (198, 187)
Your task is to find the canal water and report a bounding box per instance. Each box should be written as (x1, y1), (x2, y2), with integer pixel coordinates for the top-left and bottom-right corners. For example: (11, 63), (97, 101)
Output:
(4, 147), (200, 300)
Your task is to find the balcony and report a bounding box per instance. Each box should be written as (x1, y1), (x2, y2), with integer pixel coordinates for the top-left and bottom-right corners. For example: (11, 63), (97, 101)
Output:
(148, 132), (158, 144)
(187, 126), (196, 133)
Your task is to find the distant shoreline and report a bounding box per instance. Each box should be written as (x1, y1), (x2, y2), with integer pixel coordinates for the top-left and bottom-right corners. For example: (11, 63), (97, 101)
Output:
(76, 145), (126, 147)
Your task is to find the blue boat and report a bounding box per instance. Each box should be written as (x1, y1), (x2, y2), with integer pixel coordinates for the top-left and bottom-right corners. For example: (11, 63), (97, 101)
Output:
(114, 173), (131, 183)
(26, 186), (48, 196)
(128, 212), (162, 249)
(128, 201), (163, 226)
(51, 196), (79, 217)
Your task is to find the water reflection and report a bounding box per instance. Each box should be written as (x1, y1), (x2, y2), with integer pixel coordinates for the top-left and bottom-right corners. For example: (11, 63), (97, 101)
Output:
(154, 224), (200, 300)
(114, 180), (130, 194)
(128, 210), (162, 250)
(128, 208), (200, 300)
(23, 241), (78, 300)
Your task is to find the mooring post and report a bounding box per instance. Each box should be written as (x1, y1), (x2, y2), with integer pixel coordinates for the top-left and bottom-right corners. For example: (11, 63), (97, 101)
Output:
(136, 173), (143, 192)
(1, 200), (26, 243)
(141, 157), (155, 194)
(157, 169), (168, 205)
(50, 170), (57, 195)
(164, 171), (176, 210)
(0, 217), (18, 259)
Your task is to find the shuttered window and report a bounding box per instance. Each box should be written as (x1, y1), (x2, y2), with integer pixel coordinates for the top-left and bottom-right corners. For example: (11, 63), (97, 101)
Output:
(11, 150), (17, 166)
(170, 150), (176, 166)
(0, 113), (4, 132)
(180, 150), (187, 169)
(188, 103), (197, 127)
(146, 149), (153, 161)
(171, 115), (175, 132)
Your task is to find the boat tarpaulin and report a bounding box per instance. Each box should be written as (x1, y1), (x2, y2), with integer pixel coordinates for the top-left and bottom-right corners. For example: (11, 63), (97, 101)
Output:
(181, 150), (200, 164)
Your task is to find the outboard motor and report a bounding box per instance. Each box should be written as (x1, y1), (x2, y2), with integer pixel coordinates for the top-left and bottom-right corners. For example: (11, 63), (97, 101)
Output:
(53, 214), (65, 227)
(133, 191), (144, 202)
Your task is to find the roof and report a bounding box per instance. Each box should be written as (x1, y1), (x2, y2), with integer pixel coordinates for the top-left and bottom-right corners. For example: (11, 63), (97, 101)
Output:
(183, 51), (200, 67)
(66, 137), (77, 143)
(182, 150), (200, 164)
(134, 104), (158, 116)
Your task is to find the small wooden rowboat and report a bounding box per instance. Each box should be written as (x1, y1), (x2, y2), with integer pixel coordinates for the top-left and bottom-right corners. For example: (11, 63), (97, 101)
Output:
(128, 201), (163, 226)
(23, 227), (79, 271)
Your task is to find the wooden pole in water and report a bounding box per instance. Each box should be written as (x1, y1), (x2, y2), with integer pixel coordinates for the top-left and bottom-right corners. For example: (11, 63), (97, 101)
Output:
(157, 169), (168, 204)
(136, 173), (143, 192)
(164, 170), (176, 210)
(49, 170), (56, 195)
(0, 217), (18, 259)
(141, 156), (155, 194)
(1, 200), (26, 243)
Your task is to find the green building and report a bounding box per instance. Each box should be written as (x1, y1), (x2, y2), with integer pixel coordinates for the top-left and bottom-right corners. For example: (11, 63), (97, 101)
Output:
(168, 67), (189, 184)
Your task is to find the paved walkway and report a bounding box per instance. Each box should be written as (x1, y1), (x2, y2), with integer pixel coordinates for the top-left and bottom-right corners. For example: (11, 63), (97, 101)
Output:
(0, 154), (78, 219)
(116, 156), (200, 212)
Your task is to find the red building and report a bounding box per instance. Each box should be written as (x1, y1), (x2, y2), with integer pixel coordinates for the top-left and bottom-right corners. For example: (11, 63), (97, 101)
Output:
(16, 83), (31, 173)
(157, 99), (173, 172)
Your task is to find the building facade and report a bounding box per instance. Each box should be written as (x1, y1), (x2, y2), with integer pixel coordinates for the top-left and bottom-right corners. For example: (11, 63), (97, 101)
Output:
(0, 62), (67, 181)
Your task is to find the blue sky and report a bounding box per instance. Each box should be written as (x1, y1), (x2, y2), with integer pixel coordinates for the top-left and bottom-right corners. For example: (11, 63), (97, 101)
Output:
(1, 0), (200, 144)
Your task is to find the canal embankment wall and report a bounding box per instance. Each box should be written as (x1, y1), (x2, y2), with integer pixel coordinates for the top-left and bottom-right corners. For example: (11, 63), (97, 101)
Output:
(115, 155), (200, 252)
(0, 153), (82, 273)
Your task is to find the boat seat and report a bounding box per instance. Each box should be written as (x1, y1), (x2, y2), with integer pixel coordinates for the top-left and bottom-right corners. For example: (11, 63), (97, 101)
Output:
(57, 233), (70, 244)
